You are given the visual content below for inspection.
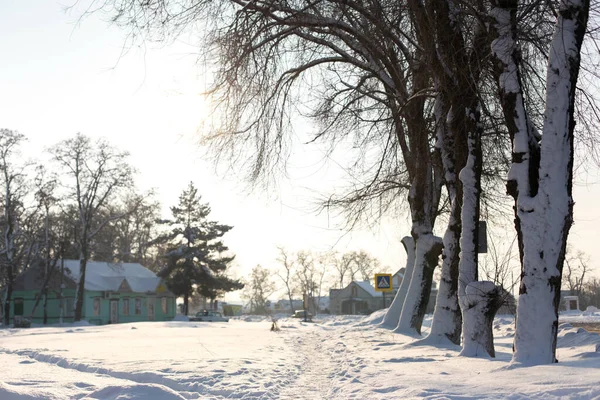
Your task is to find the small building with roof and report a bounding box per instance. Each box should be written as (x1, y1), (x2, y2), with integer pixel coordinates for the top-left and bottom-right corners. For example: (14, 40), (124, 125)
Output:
(328, 281), (388, 315)
(329, 268), (438, 315)
(9, 259), (176, 325)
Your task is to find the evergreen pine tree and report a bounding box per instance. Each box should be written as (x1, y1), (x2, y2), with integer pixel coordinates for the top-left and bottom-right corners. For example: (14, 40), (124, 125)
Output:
(154, 182), (241, 314)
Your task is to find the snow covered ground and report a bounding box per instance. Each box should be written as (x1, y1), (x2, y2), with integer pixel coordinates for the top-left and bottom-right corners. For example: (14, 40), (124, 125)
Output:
(1, 311), (600, 399)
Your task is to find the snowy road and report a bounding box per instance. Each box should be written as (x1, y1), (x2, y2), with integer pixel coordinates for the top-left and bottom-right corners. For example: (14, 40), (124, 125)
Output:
(277, 319), (392, 399)
(279, 329), (336, 399)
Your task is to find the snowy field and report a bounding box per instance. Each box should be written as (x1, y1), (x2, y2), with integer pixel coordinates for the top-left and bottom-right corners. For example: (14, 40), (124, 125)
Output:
(1, 311), (600, 399)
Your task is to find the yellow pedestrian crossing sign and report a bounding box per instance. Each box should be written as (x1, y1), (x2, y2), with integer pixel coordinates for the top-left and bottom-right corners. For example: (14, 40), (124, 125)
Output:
(374, 274), (393, 292)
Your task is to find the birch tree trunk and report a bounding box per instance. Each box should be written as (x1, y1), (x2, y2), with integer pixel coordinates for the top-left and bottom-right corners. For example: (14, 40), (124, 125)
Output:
(381, 236), (414, 328)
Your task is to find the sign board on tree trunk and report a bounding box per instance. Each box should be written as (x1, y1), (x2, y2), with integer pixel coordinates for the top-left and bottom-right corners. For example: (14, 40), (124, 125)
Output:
(478, 220), (488, 253)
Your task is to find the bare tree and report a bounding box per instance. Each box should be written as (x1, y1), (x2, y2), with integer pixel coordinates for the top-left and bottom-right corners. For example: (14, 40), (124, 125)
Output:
(580, 278), (600, 310)
(296, 251), (317, 320)
(49, 133), (135, 321)
(92, 192), (159, 264)
(314, 253), (330, 315)
(354, 250), (379, 281)
(275, 246), (298, 312)
(480, 234), (519, 294)
(242, 265), (276, 315)
(97, 0), (446, 338)
(29, 165), (59, 324)
(563, 247), (589, 296)
(93, 0), (527, 348)
(331, 251), (354, 289)
(0, 129), (30, 326)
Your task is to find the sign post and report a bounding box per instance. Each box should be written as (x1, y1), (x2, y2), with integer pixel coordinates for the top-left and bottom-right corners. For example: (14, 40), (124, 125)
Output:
(374, 274), (393, 309)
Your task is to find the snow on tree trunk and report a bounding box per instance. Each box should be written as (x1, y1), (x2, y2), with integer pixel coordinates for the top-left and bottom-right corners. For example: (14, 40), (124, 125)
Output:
(512, 0), (588, 365)
(395, 234), (443, 335)
(460, 281), (503, 357)
(426, 93), (462, 345)
(426, 207), (462, 345)
(490, 0), (541, 275)
(457, 112), (479, 300)
(381, 236), (415, 328)
(456, 104), (500, 357)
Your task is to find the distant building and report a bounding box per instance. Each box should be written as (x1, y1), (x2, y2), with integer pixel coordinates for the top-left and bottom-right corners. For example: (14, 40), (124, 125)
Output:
(8, 260), (176, 325)
(273, 299), (304, 313)
(329, 269), (438, 315)
(329, 281), (389, 315)
(560, 290), (581, 312)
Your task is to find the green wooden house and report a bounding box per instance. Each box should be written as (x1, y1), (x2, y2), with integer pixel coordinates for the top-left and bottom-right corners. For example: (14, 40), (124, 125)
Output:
(7, 260), (177, 325)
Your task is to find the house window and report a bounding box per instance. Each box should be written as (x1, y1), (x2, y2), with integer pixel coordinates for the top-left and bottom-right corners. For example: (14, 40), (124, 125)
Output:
(161, 297), (167, 314)
(123, 298), (130, 316)
(351, 286), (358, 297)
(135, 298), (142, 315)
(14, 298), (24, 316)
(93, 298), (101, 316)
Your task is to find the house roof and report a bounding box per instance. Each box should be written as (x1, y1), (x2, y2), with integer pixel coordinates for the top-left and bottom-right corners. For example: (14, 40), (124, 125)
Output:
(393, 268), (406, 279)
(63, 260), (163, 293)
(355, 281), (382, 297)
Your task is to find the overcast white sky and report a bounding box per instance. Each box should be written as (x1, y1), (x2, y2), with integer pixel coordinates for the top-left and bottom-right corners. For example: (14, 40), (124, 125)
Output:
(2, 1), (599, 300)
